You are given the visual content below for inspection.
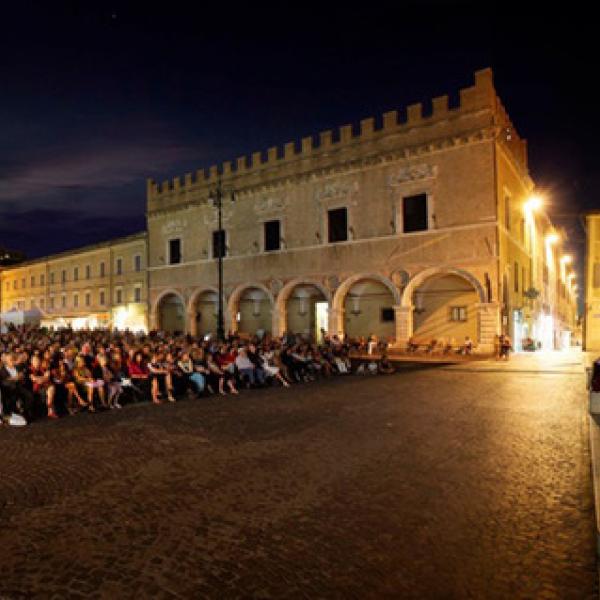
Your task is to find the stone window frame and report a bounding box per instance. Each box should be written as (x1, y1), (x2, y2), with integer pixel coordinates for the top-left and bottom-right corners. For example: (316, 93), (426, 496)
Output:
(167, 237), (183, 265)
(319, 202), (352, 245)
(396, 192), (433, 235)
(504, 187), (512, 232)
(134, 254), (142, 272)
(134, 284), (142, 303)
(85, 264), (91, 280)
(261, 217), (285, 253)
(211, 230), (227, 259)
(73, 292), (79, 309)
(99, 289), (106, 306)
(73, 266), (79, 282)
(116, 256), (123, 276)
(61, 294), (67, 309)
(449, 305), (468, 322)
(115, 286), (124, 305)
(393, 186), (435, 235)
(85, 290), (92, 307)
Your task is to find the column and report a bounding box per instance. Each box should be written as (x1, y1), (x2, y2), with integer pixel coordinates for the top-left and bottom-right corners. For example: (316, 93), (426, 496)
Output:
(476, 301), (500, 353)
(328, 307), (344, 338)
(187, 310), (197, 337)
(394, 305), (413, 347)
(272, 306), (286, 338)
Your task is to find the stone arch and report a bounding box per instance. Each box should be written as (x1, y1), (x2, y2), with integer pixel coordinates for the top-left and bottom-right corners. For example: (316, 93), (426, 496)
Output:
(275, 278), (332, 338)
(276, 278), (331, 312)
(187, 286), (221, 314)
(331, 273), (401, 340)
(152, 288), (186, 333)
(401, 267), (486, 308)
(332, 273), (401, 312)
(227, 282), (275, 335)
(187, 286), (224, 337)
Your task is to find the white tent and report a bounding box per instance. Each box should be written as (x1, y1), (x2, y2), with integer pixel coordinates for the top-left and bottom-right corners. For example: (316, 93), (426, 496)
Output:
(0, 307), (43, 332)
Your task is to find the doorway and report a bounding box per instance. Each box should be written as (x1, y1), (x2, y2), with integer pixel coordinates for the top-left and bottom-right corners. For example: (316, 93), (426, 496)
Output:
(315, 301), (328, 342)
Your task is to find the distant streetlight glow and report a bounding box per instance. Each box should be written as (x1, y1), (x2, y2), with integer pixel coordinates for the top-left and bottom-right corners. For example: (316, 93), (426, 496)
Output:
(524, 195), (543, 212)
(560, 255), (572, 264)
(545, 232), (559, 245)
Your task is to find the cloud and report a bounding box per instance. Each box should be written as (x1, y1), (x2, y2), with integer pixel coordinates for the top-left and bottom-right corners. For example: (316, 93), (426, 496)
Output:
(0, 141), (197, 207)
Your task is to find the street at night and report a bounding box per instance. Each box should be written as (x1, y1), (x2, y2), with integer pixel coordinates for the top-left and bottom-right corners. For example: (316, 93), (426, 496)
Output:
(0, 354), (595, 598)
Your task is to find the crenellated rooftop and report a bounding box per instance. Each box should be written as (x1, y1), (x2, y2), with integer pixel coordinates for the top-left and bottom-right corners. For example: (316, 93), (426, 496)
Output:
(147, 68), (528, 202)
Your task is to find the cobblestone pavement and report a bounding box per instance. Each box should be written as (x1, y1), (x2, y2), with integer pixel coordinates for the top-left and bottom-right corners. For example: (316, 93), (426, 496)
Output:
(0, 361), (596, 599)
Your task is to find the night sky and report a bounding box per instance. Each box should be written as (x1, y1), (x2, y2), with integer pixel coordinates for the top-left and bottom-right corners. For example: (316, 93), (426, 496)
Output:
(1, 2), (596, 287)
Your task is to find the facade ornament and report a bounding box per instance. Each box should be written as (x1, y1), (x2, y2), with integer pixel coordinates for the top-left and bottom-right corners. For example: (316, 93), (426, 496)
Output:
(388, 164), (437, 186)
(269, 278), (283, 295)
(391, 269), (410, 289)
(161, 219), (187, 236)
(254, 196), (287, 215)
(325, 275), (340, 291)
(314, 180), (359, 204)
(203, 207), (233, 226)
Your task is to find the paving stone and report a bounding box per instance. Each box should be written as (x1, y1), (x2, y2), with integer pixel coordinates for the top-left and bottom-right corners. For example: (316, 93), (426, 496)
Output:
(0, 368), (597, 597)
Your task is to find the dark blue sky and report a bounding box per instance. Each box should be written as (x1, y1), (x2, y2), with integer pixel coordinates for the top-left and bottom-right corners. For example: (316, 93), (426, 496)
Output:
(0, 1), (595, 273)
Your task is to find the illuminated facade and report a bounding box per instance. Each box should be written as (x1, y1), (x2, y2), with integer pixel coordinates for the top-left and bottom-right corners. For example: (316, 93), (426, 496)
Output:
(147, 69), (577, 351)
(0, 69), (578, 348)
(585, 213), (600, 350)
(0, 232), (148, 332)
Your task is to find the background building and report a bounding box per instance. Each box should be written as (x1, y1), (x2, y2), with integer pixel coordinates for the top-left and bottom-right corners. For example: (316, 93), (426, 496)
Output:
(584, 213), (600, 350)
(0, 232), (147, 332)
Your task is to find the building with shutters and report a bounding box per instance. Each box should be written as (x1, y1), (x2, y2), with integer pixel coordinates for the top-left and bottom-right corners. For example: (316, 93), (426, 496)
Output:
(0, 232), (147, 332)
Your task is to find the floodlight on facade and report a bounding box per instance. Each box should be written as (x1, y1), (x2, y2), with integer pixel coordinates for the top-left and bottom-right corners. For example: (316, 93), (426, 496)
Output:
(524, 195), (543, 212)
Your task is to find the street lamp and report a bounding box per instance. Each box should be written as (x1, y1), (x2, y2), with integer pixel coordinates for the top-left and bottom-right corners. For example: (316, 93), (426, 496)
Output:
(208, 177), (236, 341)
(524, 194), (543, 213)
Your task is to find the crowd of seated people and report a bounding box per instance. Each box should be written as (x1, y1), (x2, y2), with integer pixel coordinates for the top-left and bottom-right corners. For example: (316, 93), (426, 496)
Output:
(0, 327), (396, 426)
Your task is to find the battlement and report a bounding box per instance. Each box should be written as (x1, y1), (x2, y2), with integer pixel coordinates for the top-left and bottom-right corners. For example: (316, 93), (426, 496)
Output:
(148, 68), (525, 200)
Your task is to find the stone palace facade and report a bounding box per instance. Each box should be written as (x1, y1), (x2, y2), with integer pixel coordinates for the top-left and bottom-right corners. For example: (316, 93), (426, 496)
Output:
(0, 69), (578, 351)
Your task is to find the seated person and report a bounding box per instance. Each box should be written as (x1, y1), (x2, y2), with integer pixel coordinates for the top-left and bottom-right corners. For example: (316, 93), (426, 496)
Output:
(378, 352), (395, 375)
(0, 352), (35, 423)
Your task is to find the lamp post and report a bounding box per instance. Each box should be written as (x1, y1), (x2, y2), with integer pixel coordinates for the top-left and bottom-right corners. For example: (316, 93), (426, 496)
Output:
(209, 177), (235, 341)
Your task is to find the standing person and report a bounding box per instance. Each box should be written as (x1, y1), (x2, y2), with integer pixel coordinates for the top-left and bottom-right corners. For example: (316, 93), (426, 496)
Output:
(494, 334), (502, 360)
(501, 334), (512, 361)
